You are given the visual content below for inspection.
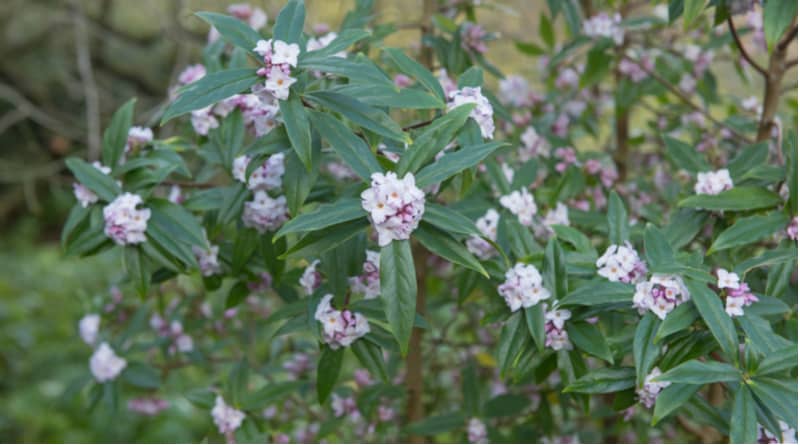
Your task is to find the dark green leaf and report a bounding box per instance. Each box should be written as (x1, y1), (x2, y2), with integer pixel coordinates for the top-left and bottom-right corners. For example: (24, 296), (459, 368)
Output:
(275, 198), (364, 239)
(563, 367), (636, 393)
(652, 383), (701, 425)
(196, 12), (263, 55)
(730, 384), (758, 444)
(686, 279), (739, 363)
(415, 141), (508, 188)
(560, 281), (635, 306)
(102, 98), (136, 168)
(280, 93), (313, 171)
(654, 359), (740, 384)
(316, 346), (344, 404)
(304, 91), (408, 143)
(707, 212), (789, 254)
(606, 191), (629, 245)
(567, 321), (613, 363)
(308, 110), (382, 181)
(380, 240), (417, 355)
(273, 0), (305, 44)
(414, 223), (488, 277)
(161, 68), (260, 123)
(65, 157), (122, 202)
(634, 313), (661, 386)
(678, 187), (783, 211)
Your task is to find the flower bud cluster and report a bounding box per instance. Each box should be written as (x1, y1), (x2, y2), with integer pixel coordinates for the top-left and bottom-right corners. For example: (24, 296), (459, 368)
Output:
(694, 169), (733, 196)
(314, 294), (370, 349)
(103, 193), (150, 245)
(448, 87), (495, 139)
(497, 263), (551, 312)
(254, 39), (300, 101)
(545, 306), (572, 351)
(596, 243), (647, 283)
(360, 172), (425, 247)
(233, 153), (286, 191)
(466, 209), (500, 260)
(349, 250), (381, 299)
(633, 274), (690, 319)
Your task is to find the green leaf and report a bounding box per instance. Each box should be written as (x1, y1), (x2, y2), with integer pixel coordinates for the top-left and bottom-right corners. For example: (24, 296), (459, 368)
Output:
(728, 141), (770, 180)
(282, 219), (368, 260)
(748, 377), (798, 428)
(226, 281), (250, 309)
(707, 212), (789, 254)
(567, 321), (613, 363)
(457, 67), (483, 88)
(305, 29), (370, 58)
(730, 384), (758, 444)
(329, 84), (444, 109)
(539, 13), (555, 48)
(643, 224), (675, 268)
(738, 314), (795, 356)
(543, 238), (567, 299)
(396, 103), (475, 175)
(274, 198), (364, 239)
(405, 411), (467, 435)
(124, 246), (149, 298)
(351, 339), (388, 382)
(415, 141), (508, 188)
(763, 0), (797, 51)
(524, 304), (546, 352)
(655, 302), (698, 341)
(61, 204), (91, 249)
(273, 0), (305, 44)
(298, 56), (390, 84)
(682, 0), (705, 29)
(65, 157), (122, 202)
(652, 383), (701, 425)
(734, 247), (797, 276)
(421, 203), (480, 237)
(484, 394), (530, 418)
(102, 98), (136, 168)
(606, 191), (629, 245)
(383, 48), (446, 101)
(307, 110), (382, 181)
(686, 279), (739, 363)
(662, 135), (710, 174)
(380, 240), (417, 355)
(317, 346), (344, 404)
(560, 281), (634, 306)
(196, 12), (263, 55)
(563, 367), (636, 393)
(304, 91), (407, 143)
(462, 362), (480, 415)
(209, 108), (245, 170)
(514, 40), (546, 56)
(122, 362), (160, 389)
(413, 223), (488, 277)
(678, 187), (783, 211)
(580, 48), (613, 88)
(654, 359), (740, 384)
(496, 311), (530, 376)
(755, 345), (798, 376)
(552, 225), (593, 253)
(148, 199), (207, 248)
(633, 313), (661, 386)
(284, 145), (320, 216)
(161, 68), (260, 123)
(240, 381), (306, 410)
(280, 93), (313, 171)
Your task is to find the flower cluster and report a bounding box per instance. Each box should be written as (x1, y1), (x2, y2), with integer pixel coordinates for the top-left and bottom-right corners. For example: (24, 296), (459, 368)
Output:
(596, 244), (647, 283)
(498, 75), (535, 108)
(79, 313), (100, 345)
(466, 208), (499, 260)
(89, 342), (127, 382)
(211, 395), (246, 437)
(694, 169), (733, 195)
(177, 64), (206, 86)
(544, 306), (572, 351)
(759, 421), (798, 444)
(519, 126), (550, 161)
(460, 22), (488, 54)
(618, 56), (653, 83)
(208, 3), (266, 43)
(126, 126), (153, 153)
(633, 274), (690, 319)
(300, 259), (322, 295)
(349, 250), (381, 299)
(193, 243), (221, 277)
(500, 188), (537, 227)
(314, 294), (370, 349)
(542, 202), (570, 229)
(637, 367), (669, 408)
(150, 315), (194, 354)
(254, 39), (300, 100)
(103, 193), (150, 245)
(307, 32), (345, 57)
(717, 269), (758, 317)
(788, 216), (798, 240)
(232, 153), (285, 191)
(497, 263), (551, 312)
(360, 172), (425, 247)
(467, 418), (488, 444)
(447, 86), (495, 139)
(583, 13), (624, 45)
(242, 191), (288, 233)
(128, 397), (169, 416)
(73, 162), (112, 208)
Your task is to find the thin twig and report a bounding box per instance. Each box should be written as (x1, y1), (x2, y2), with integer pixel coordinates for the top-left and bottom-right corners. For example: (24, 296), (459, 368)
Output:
(727, 17), (767, 76)
(402, 118), (434, 131)
(69, 0), (102, 160)
(0, 83), (84, 139)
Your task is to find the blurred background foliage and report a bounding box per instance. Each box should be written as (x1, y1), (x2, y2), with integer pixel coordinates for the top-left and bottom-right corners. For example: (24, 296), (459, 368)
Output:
(0, 0), (785, 442)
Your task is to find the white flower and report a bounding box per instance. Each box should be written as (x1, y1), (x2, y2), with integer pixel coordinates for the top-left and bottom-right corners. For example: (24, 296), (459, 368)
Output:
(637, 367), (670, 408)
(193, 243), (221, 276)
(447, 87), (495, 139)
(694, 169), (733, 196)
(175, 334), (194, 352)
(73, 162), (112, 208)
(543, 202), (570, 228)
(466, 208), (500, 260)
(349, 250), (381, 299)
(103, 193), (150, 245)
(360, 172), (425, 247)
(679, 74), (696, 93)
(596, 243), (647, 284)
(498, 75), (531, 107)
(544, 305), (572, 350)
(314, 294), (370, 349)
(126, 126), (153, 151)
(211, 395), (246, 435)
(232, 153), (285, 191)
(271, 40), (300, 67)
(178, 64), (206, 85)
(519, 126), (550, 161)
(725, 296), (746, 317)
(299, 259), (322, 295)
(632, 274), (690, 319)
(500, 188), (537, 227)
(79, 314), (100, 345)
(263, 67), (297, 100)
(89, 342), (127, 382)
(716, 268), (740, 290)
(545, 308), (572, 330)
(242, 191), (288, 233)
(583, 13), (624, 45)
(191, 106), (219, 136)
(497, 263), (551, 312)
(467, 418), (488, 444)
(254, 39), (273, 57)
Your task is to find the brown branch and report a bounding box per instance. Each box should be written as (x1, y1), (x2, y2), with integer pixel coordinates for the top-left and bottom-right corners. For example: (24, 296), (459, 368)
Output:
(777, 22), (797, 51)
(727, 17), (767, 76)
(0, 82), (84, 140)
(402, 118), (434, 131)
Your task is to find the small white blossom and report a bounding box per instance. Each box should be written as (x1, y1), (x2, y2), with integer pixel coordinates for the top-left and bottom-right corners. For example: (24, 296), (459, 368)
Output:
(596, 243), (647, 284)
(126, 126), (153, 152)
(73, 162), (112, 208)
(300, 259), (322, 295)
(466, 208), (500, 260)
(467, 418), (488, 444)
(314, 294), (370, 349)
(694, 169), (733, 196)
(272, 40), (300, 67)
(497, 263), (551, 312)
(89, 342), (127, 382)
(543, 202), (570, 228)
(498, 75), (532, 108)
(232, 153), (285, 191)
(583, 13), (624, 45)
(242, 191), (288, 233)
(263, 66), (297, 100)
(519, 126), (550, 161)
(448, 87), (495, 139)
(633, 274), (690, 319)
(103, 193), (150, 245)
(349, 250), (381, 299)
(193, 242), (221, 276)
(716, 268), (740, 290)
(360, 172), (425, 247)
(79, 314), (100, 345)
(191, 106), (219, 136)
(500, 188), (537, 227)
(211, 395), (246, 436)
(544, 305), (572, 350)
(637, 367), (670, 408)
